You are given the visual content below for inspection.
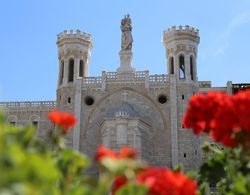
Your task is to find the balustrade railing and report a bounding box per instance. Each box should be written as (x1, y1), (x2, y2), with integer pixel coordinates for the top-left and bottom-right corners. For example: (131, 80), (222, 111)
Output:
(81, 72), (168, 85)
(149, 74), (168, 83)
(82, 77), (102, 85)
(106, 72), (117, 80)
(0, 101), (56, 109)
(134, 71), (146, 79)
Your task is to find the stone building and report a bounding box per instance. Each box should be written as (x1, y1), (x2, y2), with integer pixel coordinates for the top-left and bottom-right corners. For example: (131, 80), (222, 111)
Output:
(0, 16), (248, 174)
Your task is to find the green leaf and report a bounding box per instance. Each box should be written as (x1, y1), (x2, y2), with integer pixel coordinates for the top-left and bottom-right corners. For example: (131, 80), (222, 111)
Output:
(116, 183), (148, 195)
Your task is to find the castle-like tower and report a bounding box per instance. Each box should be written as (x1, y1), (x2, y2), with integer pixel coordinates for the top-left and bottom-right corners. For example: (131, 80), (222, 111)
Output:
(1, 17), (242, 175)
(53, 19), (202, 173)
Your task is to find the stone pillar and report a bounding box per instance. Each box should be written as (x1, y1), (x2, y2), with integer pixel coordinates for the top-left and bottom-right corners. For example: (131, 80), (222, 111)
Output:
(169, 75), (179, 167)
(101, 71), (107, 91)
(227, 81), (233, 95)
(74, 58), (80, 80)
(73, 78), (82, 151)
(117, 51), (135, 73)
(145, 70), (149, 89)
(62, 59), (68, 86)
(185, 55), (190, 80)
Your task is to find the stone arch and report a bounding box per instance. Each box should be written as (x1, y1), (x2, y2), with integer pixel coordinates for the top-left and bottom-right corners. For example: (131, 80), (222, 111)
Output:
(7, 115), (17, 125)
(79, 60), (85, 77)
(82, 87), (171, 167)
(87, 87), (167, 131)
(29, 115), (40, 133)
(68, 58), (74, 82)
(178, 54), (185, 79)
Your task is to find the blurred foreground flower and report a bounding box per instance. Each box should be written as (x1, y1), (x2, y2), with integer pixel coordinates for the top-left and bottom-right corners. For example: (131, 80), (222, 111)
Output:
(48, 109), (77, 133)
(95, 145), (137, 162)
(183, 90), (250, 148)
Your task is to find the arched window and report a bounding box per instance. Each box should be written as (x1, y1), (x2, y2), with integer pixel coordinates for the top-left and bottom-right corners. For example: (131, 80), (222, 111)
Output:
(30, 115), (40, 134)
(79, 60), (84, 77)
(169, 57), (174, 74)
(190, 56), (194, 80)
(179, 55), (185, 79)
(8, 115), (17, 126)
(68, 59), (74, 82)
(59, 60), (64, 85)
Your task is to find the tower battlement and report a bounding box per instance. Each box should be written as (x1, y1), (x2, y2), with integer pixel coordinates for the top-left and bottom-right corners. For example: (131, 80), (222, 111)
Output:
(163, 25), (199, 43)
(57, 30), (92, 42)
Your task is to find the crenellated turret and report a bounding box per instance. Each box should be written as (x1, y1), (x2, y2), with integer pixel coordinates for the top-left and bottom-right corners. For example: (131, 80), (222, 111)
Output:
(57, 30), (93, 87)
(163, 25), (200, 81)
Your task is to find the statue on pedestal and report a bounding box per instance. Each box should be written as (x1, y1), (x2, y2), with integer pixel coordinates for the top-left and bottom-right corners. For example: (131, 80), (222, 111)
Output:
(121, 14), (133, 51)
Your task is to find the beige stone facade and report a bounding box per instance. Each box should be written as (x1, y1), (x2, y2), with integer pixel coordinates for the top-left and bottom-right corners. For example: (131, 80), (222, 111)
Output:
(0, 24), (242, 174)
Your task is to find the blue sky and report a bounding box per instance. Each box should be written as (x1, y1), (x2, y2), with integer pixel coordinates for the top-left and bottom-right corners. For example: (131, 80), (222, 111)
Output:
(0, 0), (250, 101)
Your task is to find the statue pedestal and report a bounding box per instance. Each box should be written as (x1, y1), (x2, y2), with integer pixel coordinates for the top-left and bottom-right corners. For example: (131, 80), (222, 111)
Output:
(117, 50), (135, 73)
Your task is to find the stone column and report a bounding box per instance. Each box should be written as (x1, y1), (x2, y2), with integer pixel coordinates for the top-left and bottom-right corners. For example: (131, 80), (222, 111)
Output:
(62, 59), (68, 86)
(185, 55), (190, 80)
(169, 75), (179, 167)
(101, 71), (107, 91)
(145, 70), (149, 89)
(73, 78), (82, 151)
(74, 58), (80, 80)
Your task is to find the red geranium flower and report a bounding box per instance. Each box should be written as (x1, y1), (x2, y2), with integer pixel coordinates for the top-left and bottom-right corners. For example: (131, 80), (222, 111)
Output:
(182, 89), (250, 148)
(136, 167), (197, 195)
(95, 145), (137, 162)
(48, 109), (77, 133)
(112, 176), (128, 195)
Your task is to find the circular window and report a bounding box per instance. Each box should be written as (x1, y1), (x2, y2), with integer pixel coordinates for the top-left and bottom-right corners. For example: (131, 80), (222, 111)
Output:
(158, 94), (167, 104)
(84, 96), (94, 106)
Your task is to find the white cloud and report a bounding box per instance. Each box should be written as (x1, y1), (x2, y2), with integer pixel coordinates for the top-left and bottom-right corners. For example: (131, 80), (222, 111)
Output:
(213, 12), (250, 56)
(213, 44), (229, 57)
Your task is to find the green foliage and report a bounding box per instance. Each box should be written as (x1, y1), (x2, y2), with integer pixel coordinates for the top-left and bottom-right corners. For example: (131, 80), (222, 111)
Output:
(0, 113), (60, 195)
(2, 109), (250, 195)
(116, 183), (148, 195)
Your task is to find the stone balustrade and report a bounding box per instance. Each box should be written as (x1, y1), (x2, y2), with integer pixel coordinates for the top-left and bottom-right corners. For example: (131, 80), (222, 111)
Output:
(149, 74), (168, 84)
(0, 101), (56, 109)
(82, 71), (168, 86)
(106, 72), (117, 80)
(134, 71), (147, 79)
(82, 77), (102, 85)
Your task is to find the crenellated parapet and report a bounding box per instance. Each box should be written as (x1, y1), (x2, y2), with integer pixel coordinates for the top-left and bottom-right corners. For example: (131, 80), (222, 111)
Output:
(162, 25), (200, 81)
(57, 30), (92, 43)
(163, 25), (199, 44)
(57, 29), (93, 59)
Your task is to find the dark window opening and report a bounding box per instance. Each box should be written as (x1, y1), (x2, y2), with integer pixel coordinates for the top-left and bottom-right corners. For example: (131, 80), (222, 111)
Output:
(79, 60), (84, 77)
(169, 57), (174, 74)
(190, 56), (194, 80)
(195, 150), (197, 155)
(60, 60), (64, 85)
(184, 153), (187, 158)
(158, 95), (167, 104)
(68, 59), (74, 82)
(32, 121), (38, 130)
(10, 121), (16, 126)
(68, 97), (71, 103)
(182, 95), (185, 100)
(84, 96), (94, 106)
(179, 55), (185, 79)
